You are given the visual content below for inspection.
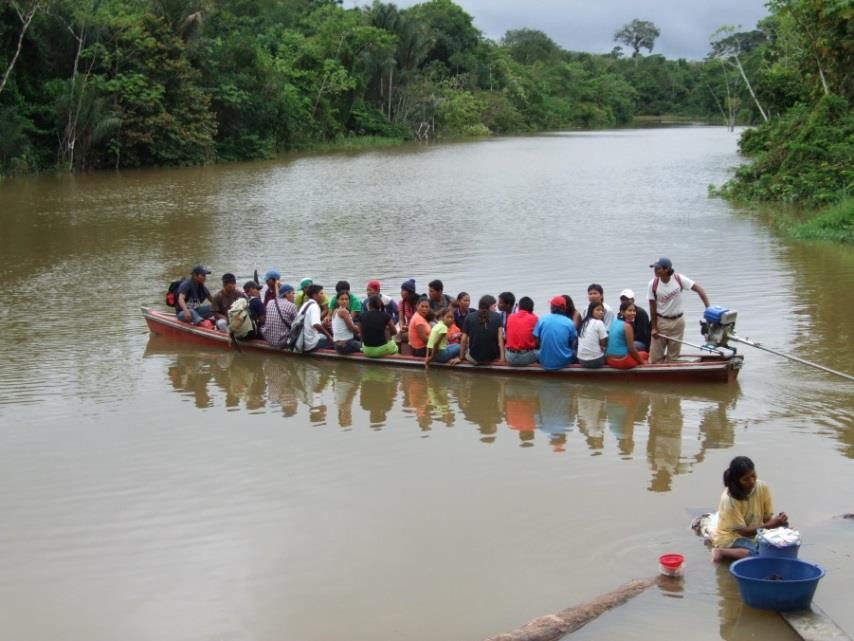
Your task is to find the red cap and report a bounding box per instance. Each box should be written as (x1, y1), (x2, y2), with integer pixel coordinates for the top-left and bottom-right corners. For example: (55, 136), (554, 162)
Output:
(550, 295), (567, 309)
(367, 279), (381, 291)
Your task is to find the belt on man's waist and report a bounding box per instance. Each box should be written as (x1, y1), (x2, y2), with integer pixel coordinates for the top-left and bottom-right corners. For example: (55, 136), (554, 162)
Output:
(656, 313), (684, 320)
(507, 348), (534, 353)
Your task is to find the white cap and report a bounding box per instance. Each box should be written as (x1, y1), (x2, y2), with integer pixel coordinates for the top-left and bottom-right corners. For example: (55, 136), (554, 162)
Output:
(619, 289), (635, 300)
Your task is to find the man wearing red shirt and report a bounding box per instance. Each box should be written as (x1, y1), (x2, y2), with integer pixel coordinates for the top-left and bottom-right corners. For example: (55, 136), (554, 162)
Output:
(505, 296), (539, 366)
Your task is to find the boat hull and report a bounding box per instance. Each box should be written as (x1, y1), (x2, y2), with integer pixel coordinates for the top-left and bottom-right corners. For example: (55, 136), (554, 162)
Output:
(142, 307), (743, 384)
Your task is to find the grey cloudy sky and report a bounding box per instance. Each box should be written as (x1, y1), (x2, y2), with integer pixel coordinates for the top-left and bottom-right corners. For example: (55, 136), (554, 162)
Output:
(345, 0), (770, 60)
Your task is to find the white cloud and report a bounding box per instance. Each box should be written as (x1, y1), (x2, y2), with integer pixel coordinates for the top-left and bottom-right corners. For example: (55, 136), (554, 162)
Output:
(345, 0), (770, 60)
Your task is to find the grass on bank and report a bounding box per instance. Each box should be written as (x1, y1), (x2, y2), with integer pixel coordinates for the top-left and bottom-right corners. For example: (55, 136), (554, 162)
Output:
(789, 197), (854, 244)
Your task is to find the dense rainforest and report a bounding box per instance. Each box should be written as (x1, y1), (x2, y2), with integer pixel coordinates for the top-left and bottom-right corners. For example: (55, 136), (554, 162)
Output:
(0, 0), (780, 172)
(1, 0), (851, 241)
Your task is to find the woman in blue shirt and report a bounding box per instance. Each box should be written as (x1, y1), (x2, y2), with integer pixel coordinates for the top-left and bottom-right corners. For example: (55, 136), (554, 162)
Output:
(606, 301), (648, 369)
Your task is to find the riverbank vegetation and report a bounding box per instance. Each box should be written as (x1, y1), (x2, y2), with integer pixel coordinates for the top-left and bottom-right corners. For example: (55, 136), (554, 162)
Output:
(2, 0), (775, 176)
(712, 0), (853, 244)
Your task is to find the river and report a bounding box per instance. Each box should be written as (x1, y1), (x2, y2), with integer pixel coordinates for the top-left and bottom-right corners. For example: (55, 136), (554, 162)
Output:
(1, 127), (852, 641)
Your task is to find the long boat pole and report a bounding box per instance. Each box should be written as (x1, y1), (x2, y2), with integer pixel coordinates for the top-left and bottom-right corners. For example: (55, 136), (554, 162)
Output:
(728, 335), (854, 382)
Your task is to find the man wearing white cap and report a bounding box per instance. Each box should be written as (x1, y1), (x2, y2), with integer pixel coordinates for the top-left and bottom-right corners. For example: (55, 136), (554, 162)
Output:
(647, 257), (710, 363)
(619, 289), (651, 351)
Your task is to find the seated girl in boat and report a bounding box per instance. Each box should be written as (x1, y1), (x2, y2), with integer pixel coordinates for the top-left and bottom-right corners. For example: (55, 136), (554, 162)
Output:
(712, 456), (788, 562)
(577, 302), (609, 369)
(408, 298), (432, 357)
(605, 301), (648, 369)
(425, 307), (462, 367)
(359, 296), (398, 358)
(331, 291), (362, 355)
(453, 292), (473, 330)
(460, 294), (506, 365)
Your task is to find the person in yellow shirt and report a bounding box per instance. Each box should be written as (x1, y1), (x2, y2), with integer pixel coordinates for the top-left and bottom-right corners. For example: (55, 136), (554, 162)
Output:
(712, 456), (789, 562)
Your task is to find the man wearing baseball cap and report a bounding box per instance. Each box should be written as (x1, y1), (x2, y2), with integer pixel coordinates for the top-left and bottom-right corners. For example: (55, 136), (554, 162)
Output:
(176, 265), (214, 325)
(532, 295), (579, 371)
(363, 280), (399, 324)
(647, 257), (710, 363)
(619, 288), (651, 351)
(261, 269), (281, 306)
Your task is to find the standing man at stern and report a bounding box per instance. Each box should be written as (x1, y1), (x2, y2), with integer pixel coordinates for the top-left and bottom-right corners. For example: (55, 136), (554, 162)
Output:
(647, 257), (710, 363)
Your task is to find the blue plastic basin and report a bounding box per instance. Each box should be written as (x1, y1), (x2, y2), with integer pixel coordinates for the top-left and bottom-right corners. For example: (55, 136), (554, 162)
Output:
(730, 557), (824, 611)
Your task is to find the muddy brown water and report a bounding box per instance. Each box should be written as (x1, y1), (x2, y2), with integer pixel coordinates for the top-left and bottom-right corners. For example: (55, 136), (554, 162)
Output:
(1, 128), (852, 641)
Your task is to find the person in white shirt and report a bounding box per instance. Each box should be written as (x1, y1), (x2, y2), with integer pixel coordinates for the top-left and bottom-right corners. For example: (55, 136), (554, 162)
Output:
(647, 257), (710, 363)
(580, 283), (615, 328)
(577, 302), (609, 369)
(301, 284), (334, 352)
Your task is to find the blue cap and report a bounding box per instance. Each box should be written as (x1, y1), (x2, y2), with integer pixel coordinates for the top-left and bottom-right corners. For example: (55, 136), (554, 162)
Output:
(264, 270), (281, 282)
(650, 257), (673, 270)
(401, 278), (416, 293)
(279, 283), (294, 297)
(192, 264), (211, 275)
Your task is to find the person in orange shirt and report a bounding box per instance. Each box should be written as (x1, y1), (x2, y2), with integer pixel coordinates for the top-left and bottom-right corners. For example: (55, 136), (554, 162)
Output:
(408, 298), (432, 357)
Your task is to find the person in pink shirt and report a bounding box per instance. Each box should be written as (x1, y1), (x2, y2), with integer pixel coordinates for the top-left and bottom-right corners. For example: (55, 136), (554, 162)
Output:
(505, 296), (539, 366)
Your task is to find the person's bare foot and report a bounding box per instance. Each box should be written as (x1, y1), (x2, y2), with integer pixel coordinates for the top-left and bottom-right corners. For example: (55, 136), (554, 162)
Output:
(448, 357), (461, 366)
(711, 548), (723, 563)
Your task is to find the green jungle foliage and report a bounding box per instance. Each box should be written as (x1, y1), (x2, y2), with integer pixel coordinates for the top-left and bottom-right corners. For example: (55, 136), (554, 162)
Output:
(716, 0), (854, 220)
(1, 0), (778, 175)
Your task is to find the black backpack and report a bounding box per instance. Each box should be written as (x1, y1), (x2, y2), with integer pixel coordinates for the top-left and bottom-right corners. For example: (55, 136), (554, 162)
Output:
(165, 279), (185, 308)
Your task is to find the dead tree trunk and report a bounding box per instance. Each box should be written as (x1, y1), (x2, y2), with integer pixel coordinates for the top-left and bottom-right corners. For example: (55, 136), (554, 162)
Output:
(0, 1), (41, 96)
(483, 578), (656, 641)
(732, 54), (768, 122)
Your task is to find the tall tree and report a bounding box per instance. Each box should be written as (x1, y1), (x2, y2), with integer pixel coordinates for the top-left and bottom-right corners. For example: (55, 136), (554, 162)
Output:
(614, 19), (660, 59)
(0, 0), (41, 96)
(710, 25), (769, 122)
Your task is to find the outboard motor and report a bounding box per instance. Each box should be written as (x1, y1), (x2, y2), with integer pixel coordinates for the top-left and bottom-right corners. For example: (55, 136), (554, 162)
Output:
(700, 306), (738, 350)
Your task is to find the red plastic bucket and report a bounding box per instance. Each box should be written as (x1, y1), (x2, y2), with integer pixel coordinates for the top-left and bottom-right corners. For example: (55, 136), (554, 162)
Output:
(659, 553), (685, 576)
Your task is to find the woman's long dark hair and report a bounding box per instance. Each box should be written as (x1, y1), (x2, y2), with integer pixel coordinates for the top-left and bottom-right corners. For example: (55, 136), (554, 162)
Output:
(477, 294), (496, 327)
(723, 456), (755, 500)
(562, 294), (576, 319)
(579, 302), (603, 338)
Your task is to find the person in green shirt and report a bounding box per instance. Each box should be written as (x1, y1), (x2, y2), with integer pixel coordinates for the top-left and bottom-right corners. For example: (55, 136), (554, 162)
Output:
(328, 280), (362, 320)
(425, 307), (462, 367)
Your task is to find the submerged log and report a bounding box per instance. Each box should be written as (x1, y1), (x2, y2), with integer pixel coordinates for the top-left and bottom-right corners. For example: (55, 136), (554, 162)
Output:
(483, 577), (657, 641)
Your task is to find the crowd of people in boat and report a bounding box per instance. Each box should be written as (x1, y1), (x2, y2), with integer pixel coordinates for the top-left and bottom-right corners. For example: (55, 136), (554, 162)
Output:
(171, 256), (710, 370)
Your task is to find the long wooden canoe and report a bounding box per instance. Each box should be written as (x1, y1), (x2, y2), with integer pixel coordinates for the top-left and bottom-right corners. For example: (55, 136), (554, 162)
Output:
(142, 307), (744, 384)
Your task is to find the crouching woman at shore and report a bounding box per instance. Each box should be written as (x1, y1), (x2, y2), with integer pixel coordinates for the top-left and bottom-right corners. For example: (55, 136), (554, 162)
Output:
(605, 301), (648, 369)
(359, 296), (399, 358)
(712, 456), (788, 562)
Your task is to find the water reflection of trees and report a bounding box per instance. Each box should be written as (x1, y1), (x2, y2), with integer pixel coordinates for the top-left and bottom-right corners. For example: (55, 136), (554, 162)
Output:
(147, 339), (743, 489)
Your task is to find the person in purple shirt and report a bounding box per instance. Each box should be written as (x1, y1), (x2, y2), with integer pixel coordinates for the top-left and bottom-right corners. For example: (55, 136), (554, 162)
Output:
(533, 296), (578, 371)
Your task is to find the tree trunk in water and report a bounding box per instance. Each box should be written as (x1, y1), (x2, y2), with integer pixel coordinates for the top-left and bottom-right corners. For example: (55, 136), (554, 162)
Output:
(733, 54), (768, 122)
(482, 578), (656, 641)
(0, 1), (40, 97)
(59, 23), (89, 169)
(387, 67), (393, 121)
(719, 60), (735, 132)
(705, 82), (729, 125)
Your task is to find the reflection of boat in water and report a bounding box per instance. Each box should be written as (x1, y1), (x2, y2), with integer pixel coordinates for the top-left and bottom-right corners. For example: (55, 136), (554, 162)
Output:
(145, 336), (743, 487)
(143, 307), (744, 384)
